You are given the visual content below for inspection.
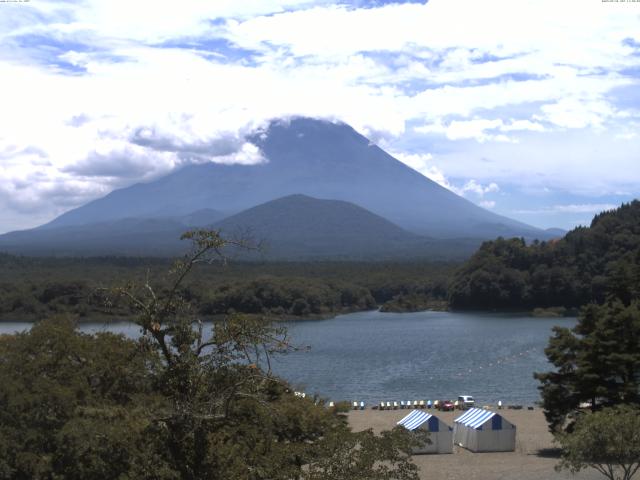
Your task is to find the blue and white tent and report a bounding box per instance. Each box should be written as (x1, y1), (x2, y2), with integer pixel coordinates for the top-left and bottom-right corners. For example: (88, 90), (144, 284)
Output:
(453, 408), (516, 452)
(397, 410), (453, 454)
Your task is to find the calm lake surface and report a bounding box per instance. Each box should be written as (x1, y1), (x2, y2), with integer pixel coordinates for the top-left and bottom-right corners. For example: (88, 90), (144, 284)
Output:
(1, 310), (575, 405)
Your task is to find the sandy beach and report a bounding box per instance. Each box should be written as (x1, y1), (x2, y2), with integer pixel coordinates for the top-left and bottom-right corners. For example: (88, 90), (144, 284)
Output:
(348, 408), (602, 480)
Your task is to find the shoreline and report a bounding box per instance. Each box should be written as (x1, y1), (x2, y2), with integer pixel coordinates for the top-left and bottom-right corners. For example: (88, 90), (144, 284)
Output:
(0, 305), (579, 324)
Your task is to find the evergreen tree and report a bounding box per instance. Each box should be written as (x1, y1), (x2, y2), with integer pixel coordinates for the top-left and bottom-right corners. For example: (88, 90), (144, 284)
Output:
(535, 299), (640, 432)
(450, 201), (640, 310)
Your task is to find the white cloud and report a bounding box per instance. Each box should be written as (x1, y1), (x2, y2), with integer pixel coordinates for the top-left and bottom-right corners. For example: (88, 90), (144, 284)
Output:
(388, 151), (461, 193)
(0, 0), (638, 231)
(211, 142), (265, 165)
(551, 203), (618, 214)
(222, 0), (637, 129)
(417, 127), (640, 196)
(461, 180), (500, 197)
(615, 132), (637, 140)
(388, 151), (502, 203)
(501, 120), (546, 132)
(224, 1), (635, 66)
(535, 98), (620, 129)
(479, 200), (496, 209)
(16, 0), (326, 44)
(415, 118), (546, 143)
(513, 203), (618, 215)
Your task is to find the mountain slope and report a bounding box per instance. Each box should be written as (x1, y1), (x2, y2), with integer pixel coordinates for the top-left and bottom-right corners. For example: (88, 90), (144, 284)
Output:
(0, 218), (187, 256)
(0, 210), (225, 257)
(43, 117), (549, 240)
(0, 195), (480, 259)
(212, 194), (476, 260)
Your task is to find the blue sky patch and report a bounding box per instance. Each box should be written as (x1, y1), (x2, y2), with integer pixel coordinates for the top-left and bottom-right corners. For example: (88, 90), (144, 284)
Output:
(608, 84), (640, 110)
(469, 51), (522, 64)
(14, 33), (95, 54)
(7, 32), (129, 74)
(156, 37), (262, 66)
(340, 0), (426, 7)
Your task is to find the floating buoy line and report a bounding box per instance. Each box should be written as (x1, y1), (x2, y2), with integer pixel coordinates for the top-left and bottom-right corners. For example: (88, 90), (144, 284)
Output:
(447, 346), (541, 379)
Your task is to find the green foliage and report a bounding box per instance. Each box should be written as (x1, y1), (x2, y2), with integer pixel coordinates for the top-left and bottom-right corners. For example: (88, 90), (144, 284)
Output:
(0, 254), (456, 320)
(556, 406), (640, 480)
(200, 277), (376, 317)
(0, 316), (168, 479)
(303, 427), (422, 480)
(0, 231), (422, 479)
(449, 201), (640, 310)
(535, 300), (640, 432)
(379, 294), (447, 313)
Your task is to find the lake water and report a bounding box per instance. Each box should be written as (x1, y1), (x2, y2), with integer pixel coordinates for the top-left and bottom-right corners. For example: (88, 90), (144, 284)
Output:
(0, 310), (575, 405)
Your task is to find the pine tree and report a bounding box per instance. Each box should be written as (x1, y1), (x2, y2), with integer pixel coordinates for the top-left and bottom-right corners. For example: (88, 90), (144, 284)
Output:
(535, 299), (640, 432)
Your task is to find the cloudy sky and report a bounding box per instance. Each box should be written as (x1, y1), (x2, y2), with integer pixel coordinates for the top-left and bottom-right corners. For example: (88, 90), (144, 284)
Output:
(1, 0), (639, 234)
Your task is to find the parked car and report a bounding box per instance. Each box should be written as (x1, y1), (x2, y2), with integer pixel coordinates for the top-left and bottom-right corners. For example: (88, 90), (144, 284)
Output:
(439, 400), (455, 411)
(457, 395), (475, 409)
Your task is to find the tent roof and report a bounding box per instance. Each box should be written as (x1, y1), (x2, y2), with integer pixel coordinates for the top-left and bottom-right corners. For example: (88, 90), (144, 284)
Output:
(397, 410), (437, 431)
(454, 408), (499, 429)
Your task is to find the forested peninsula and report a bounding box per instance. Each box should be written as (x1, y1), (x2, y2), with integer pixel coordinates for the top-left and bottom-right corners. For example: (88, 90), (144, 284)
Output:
(449, 201), (640, 310)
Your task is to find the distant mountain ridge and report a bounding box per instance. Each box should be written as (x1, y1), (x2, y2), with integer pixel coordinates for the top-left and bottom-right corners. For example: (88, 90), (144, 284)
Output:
(41, 117), (552, 240)
(0, 195), (480, 259)
(0, 117), (559, 258)
(212, 194), (477, 260)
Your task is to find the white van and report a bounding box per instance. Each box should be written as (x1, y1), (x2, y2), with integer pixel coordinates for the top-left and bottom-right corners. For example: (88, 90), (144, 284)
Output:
(457, 395), (475, 409)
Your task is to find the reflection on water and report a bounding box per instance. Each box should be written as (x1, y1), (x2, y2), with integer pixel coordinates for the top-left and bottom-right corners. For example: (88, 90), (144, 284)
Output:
(1, 310), (574, 405)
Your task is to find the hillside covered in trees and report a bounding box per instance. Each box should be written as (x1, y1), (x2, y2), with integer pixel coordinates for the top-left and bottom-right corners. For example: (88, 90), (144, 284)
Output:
(0, 256), (454, 321)
(449, 201), (640, 310)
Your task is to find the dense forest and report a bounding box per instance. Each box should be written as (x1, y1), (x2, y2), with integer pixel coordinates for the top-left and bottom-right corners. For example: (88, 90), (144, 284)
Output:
(0, 255), (455, 321)
(449, 201), (640, 310)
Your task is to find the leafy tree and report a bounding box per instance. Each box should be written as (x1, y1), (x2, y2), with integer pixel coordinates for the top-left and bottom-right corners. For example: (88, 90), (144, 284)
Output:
(107, 229), (421, 479)
(535, 299), (640, 432)
(556, 405), (640, 480)
(450, 201), (640, 310)
(0, 230), (422, 480)
(0, 316), (168, 480)
(303, 427), (424, 480)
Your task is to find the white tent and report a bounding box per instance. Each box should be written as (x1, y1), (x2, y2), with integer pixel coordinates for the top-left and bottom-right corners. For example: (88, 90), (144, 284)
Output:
(397, 410), (453, 454)
(453, 408), (516, 452)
